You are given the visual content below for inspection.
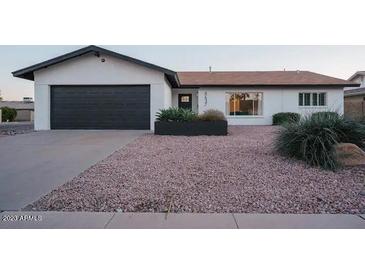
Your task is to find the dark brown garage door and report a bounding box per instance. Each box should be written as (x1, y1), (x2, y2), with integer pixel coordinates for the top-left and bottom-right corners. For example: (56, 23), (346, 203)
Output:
(51, 85), (150, 129)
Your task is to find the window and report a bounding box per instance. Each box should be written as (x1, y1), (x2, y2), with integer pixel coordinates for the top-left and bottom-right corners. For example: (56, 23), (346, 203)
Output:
(319, 93), (326, 106)
(180, 96), (190, 103)
(299, 92), (326, 106)
(312, 93), (318, 106)
(304, 93), (311, 106)
(298, 93), (303, 106)
(226, 92), (263, 116)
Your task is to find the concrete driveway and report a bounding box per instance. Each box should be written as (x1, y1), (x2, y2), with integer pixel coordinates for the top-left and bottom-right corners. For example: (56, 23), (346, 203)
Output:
(0, 130), (147, 210)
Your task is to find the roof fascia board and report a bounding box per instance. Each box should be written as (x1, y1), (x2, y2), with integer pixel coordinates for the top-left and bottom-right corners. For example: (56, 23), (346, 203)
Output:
(12, 45), (178, 86)
(348, 71), (365, 81)
(179, 84), (360, 88)
(345, 92), (365, 97)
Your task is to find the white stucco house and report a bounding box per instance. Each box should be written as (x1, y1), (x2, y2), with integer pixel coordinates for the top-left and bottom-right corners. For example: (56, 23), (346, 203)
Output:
(12, 45), (359, 130)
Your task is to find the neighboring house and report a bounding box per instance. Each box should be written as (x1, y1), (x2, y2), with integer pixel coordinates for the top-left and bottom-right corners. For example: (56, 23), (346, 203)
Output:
(347, 71), (365, 88)
(12, 46), (358, 130)
(0, 99), (34, 122)
(344, 71), (365, 120)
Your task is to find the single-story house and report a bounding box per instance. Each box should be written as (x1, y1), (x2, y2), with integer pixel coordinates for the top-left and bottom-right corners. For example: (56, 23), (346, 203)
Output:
(344, 71), (365, 120)
(12, 45), (359, 130)
(347, 71), (365, 87)
(0, 100), (34, 121)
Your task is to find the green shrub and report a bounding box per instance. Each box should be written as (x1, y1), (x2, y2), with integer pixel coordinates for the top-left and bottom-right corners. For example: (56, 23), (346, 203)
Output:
(198, 109), (226, 121)
(272, 112), (300, 125)
(311, 111), (339, 120)
(275, 113), (365, 170)
(1, 107), (17, 122)
(156, 107), (197, 122)
(330, 118), (365, 148)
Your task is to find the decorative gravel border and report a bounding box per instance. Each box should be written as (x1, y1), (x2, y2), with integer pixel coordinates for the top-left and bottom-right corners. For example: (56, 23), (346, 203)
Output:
(0, 122), (34, 136)
(29, 126), (365, 213)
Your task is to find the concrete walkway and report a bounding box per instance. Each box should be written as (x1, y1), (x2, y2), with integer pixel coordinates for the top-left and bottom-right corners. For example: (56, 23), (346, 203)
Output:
(0, 130), (147, 210)
(1, 212), (364, 229)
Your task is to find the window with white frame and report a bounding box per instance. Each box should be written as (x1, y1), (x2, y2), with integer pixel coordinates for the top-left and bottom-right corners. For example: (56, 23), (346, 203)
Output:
(299, 92), (326, 106)
(226, 92), (263, 116)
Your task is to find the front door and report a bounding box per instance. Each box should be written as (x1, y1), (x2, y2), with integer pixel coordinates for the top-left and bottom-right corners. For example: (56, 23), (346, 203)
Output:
(178, 94), (192, 110)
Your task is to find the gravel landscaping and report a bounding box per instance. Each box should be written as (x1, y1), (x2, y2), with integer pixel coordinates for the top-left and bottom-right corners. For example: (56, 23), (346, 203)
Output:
(0, 122), (34, 136)
(28, 126), (365, 213)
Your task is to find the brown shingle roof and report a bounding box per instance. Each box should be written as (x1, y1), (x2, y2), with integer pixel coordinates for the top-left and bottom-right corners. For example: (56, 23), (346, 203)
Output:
(177, 71), (358, 87)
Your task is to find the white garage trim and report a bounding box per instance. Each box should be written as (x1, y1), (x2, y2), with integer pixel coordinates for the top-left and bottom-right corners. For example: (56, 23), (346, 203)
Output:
(32, 53), (172, 130)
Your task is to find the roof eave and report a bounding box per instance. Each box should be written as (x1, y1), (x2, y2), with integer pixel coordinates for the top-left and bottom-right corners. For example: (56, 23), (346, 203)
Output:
(348, 71), (365, 81)
(12, 45), (96, 80)
(178, 83), (360, 88)
(12, 45), (178, 85)
(345, 92), (365, 97)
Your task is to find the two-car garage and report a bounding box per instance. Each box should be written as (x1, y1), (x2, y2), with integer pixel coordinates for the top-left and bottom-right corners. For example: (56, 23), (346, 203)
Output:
(50, 85), (150, 129)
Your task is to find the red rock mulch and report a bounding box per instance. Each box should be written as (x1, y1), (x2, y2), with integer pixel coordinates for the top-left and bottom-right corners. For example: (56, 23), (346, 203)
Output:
(29, 126), (365, 213)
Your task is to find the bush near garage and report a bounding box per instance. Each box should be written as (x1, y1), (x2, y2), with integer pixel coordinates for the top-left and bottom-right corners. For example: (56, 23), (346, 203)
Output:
(155, 108), (227, 136)
(275, 113), (365, 170)
(272, 112), (300, 125)
(156, 107), (198, 122)
(198, 109), (226, 121)
(1, 107), (17, 122)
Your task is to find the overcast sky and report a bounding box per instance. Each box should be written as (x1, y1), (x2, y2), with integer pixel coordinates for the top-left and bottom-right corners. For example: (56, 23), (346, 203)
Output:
(1, 45), (365, 100)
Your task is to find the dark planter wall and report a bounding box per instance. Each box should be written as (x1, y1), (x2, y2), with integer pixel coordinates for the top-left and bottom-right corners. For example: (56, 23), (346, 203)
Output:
(155, 121), (227, 136)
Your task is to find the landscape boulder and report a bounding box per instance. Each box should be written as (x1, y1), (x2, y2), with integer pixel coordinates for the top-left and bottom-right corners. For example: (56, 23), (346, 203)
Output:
(334, 143), (365, 166)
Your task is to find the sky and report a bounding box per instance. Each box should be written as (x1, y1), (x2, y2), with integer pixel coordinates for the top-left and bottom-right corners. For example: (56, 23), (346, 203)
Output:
(1, 45), (365, 101)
